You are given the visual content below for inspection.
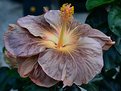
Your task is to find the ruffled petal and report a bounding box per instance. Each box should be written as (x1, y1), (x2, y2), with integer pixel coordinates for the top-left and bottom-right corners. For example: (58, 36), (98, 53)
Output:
(62, 56), (77, 87)
(38, 37), (104, 86)
(83, 24), (114, 50)
(38, 50), (77, 86)
(63, 38), (103, 86)
(38, 50), (67, 80)
(16, 54), (58, 87)
(17, 15), (56, 37)
(44, 10), (62, 31)
(29, 63), (58, 87)
(69, 21), (114, 50)
(73, 37), (103, 85)
(17, 55), (38, 77)
(4, 24), (45, 57)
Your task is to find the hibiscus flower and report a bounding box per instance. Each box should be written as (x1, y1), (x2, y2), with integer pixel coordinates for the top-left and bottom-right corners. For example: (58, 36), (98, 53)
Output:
(4, 4), (114, 87)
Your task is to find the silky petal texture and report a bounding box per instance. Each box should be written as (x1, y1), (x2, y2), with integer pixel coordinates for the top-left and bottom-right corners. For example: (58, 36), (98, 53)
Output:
(73, 37), (103, 85)
(4, 24), (45, 57)
(18, 56), (37, 77)
(17, 55), (58, 87)
(82, 24), (114, 50)
(38, 37), (103, 86)
(44, 10), (62, 31)
(17, 15), (56, 37)
(38, 50), (67, 81)
(29, 63), (58, 87)
(69, 21), (114, 50)
(38, 50), (77, 86)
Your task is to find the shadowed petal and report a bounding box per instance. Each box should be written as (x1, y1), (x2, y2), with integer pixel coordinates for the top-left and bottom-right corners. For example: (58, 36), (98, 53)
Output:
(4, 24), (45, 57)
(4, 50), (17, 68)
(73, 37), (103, 85)
(62, 56), (77, 87)
(38, 50), (77, 86)
(38, 50), (67, 80)
(38, 37), (104, 86)
(17, 15), (56, 37)
(44, 10), (62, 31)
(18, 56), (38, 77)
(29, 63), (58, 87)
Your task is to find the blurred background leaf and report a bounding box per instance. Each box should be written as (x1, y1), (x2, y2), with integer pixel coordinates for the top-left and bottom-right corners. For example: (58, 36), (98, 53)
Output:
(86, 0), (114, 10)
(85, 8), (109, 34)
(115, 38), (121, 55)
(108, 6), (121, 37)
(85, 0), (121, 90)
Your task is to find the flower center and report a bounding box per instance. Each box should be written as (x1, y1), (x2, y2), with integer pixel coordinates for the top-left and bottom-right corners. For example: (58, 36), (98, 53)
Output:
(41, 4), (76, 53)
(57, 4), (74, 48)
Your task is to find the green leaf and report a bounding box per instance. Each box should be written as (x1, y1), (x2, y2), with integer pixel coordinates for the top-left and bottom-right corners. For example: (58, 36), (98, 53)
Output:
(103, 68), (117, 78)
(77, 86), (87, 91)
(86, 0), (114, 10)
(0, 67), (11, 91)
(90, 74), (103, 84)
(81, 83), (99, 91)
(63, 84), (81, 91)
(23, 84), (50, 91)
(0, 67), (28, 91)
(100, 78), (121, 91)
(114, 38), (121, 55)
(116, 67), (121, 84)
(103, 47), (121, 71)
(108, 6), (121, 37)
(85, 8), (109, 34)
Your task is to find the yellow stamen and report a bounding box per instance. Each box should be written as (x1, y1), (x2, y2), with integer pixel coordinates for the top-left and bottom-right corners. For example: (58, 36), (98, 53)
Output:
(57, 3), (74, 48)
(60, 3), (74, 22)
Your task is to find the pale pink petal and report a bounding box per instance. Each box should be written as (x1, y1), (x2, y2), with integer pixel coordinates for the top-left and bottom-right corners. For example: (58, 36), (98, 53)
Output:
(44, 10), (62, 31)
(17, 55), (38, 77)
(62, 57), (77, 87)
(73, 37), (103, 85)
(38, 50), (77, 86)
(4, 24), (45, 57)
(37, 37), (104, 86)
(38, 50), (67, 81)
(16, 53), (58, 87)
(29, 63), (58, 87)
(81, 24), (114, 50)
(63, 38), (103, 86)
(70, 22), (114, 50)
(17, 15), (56, 37)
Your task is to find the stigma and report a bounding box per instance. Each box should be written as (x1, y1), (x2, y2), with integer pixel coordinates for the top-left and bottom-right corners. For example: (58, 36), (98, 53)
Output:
(60, 3), (74, 22)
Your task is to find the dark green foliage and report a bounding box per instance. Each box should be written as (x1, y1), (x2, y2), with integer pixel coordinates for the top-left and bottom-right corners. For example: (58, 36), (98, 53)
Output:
(0, 67), (83, 91)
(85, 8), (109, 34)
(0, 67), (23, 91)
(85, 0), (121, 91)
(86, 0), (114, 10)
(108, 6), (121, 37)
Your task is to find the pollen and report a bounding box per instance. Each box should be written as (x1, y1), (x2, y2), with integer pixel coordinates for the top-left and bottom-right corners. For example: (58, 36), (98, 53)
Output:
(60, 3), (74, 22)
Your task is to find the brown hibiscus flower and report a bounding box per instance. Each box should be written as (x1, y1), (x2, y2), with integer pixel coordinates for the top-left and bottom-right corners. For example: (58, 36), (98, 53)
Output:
(4, 4), (115, 87)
